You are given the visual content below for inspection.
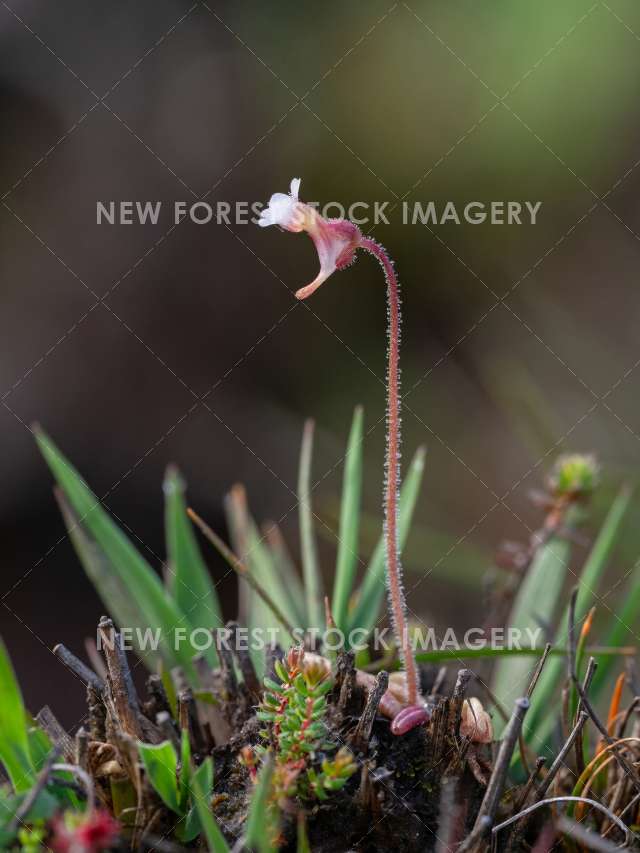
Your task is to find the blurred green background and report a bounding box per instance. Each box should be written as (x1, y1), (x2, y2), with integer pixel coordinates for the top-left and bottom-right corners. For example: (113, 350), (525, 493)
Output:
(1, 0), (640, 724)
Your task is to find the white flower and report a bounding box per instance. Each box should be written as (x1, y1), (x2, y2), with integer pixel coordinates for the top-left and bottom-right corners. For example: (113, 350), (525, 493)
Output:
(258, 178), (303, 230)
(258, 177), (363, 300)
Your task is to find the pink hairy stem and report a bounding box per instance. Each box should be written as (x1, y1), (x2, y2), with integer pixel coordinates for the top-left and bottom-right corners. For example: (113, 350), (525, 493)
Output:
(358, 236), (419, 707)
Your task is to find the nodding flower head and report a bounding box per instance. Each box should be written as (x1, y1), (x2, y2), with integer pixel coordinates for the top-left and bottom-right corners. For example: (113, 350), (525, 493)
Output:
(259, 178), (362, 300)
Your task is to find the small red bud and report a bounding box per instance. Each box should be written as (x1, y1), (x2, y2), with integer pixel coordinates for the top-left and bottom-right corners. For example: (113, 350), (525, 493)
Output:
(390, 704), (431, 736)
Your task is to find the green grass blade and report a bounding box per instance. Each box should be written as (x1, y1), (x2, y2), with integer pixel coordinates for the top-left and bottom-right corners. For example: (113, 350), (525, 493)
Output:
(0, 638), (34, 791)
(332, 407), (364, 633)
(412, 646), (626, 664)
(298, 420), (324, 632)
(191, 758), (229, 852)
(244, 516), (301, 634)
(263, 522), (306, 627)
(526, 486), (632, 739)
(178, 729), (192, 812)
(348, 446), (426, 636)
(297, 813), (311, 853)
(35, 428), (197, 682)
(245, 753), (276, 853)
(138, 740), (179, 813)
(491, 524), (574, 734)
(164, 466), (222, 666)
(55, 490), (161, 670)
(594, 505), (640, 695)
(219, 492), (297, 674)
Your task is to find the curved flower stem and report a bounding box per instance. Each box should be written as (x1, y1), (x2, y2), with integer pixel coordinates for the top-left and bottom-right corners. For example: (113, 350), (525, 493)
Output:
(358, 237), (419, 706)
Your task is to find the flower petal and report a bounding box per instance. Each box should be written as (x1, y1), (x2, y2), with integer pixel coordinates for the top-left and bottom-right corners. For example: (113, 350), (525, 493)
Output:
(258, 192), (299, 228)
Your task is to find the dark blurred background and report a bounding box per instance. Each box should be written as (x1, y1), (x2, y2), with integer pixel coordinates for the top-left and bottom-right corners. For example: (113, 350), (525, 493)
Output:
(2, 0), (640, 727)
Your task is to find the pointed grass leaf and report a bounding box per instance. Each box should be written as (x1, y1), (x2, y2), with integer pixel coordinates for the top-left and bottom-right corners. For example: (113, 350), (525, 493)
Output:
(491, 528), (573, 734)
(35, 429), (197, 682)
(55, 490), (161, 670)
(332, 407), (364, 633)
(221, 485), (299, 644)
(164, 466), (222, 666)
(526, 486), (633, 742)
(191, 758), (229, 852)
(178, 728), (192, 813)
(297, 813), (311, 853)
(263, 522), (306, 627)
(348, 446), (426, 636)
(242, 514), (299, 637)
(245, 753), (277, 853)
(298, 420), (325, 631)
(0, 638), (34, 791)
(138, 740), (179, 813)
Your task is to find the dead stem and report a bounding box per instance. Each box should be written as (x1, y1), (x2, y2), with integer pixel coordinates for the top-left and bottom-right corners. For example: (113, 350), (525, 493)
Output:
(492, 796), (630, 845)
(53, 643), (105, 694)
(8, 748), (60, 832)
(464, 696), (529, 846)
(187, 507), (296, 639)
(534, 712), (588, 800)
(555, 816), (628, 853)
(568, 589), (640, 795)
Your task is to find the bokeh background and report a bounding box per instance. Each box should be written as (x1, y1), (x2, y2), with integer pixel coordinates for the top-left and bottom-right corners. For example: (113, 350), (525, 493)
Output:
(1, 0), (640, 726)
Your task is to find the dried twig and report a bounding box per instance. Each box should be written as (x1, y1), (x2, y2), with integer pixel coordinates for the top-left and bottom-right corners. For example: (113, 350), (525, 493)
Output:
(53, 644), (105, 694)
(568, 591), (640, 795)
(492, 796), (630, 845)
(52, 763), (95, 811)
(353, 671), (388, 750)
(228, 621), (261, 700)
(556, 816), (629, 853)
(75, 727), (89, 772)
(98, 616), (142, 739)
(35, 706), (75, 762)
(575, 656), (597, 776)
(463, 696), (529, 848)
(535, 712), (588, 800)
(515, 757), (546, 812)
(187, 508), (296, 639)
(215, 629), (239, 702)
(527, 643), (552, 698)
(178, 689), (207, 756)
(8, 748), (60, 832)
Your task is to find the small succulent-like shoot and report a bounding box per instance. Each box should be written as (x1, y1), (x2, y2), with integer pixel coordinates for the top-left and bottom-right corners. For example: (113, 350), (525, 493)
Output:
(259, 179), (421, 715)
(256, 646), (356, 804)
(307, 748), (358, 801)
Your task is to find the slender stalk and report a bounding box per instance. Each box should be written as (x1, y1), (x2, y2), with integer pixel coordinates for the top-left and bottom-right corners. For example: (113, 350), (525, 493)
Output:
(187, 507), (297, 639)
(359, 236), (419, 706)
(492, 797), (630, 844)
(535, 711), (588, 800)
(473, 697), (529, 829)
